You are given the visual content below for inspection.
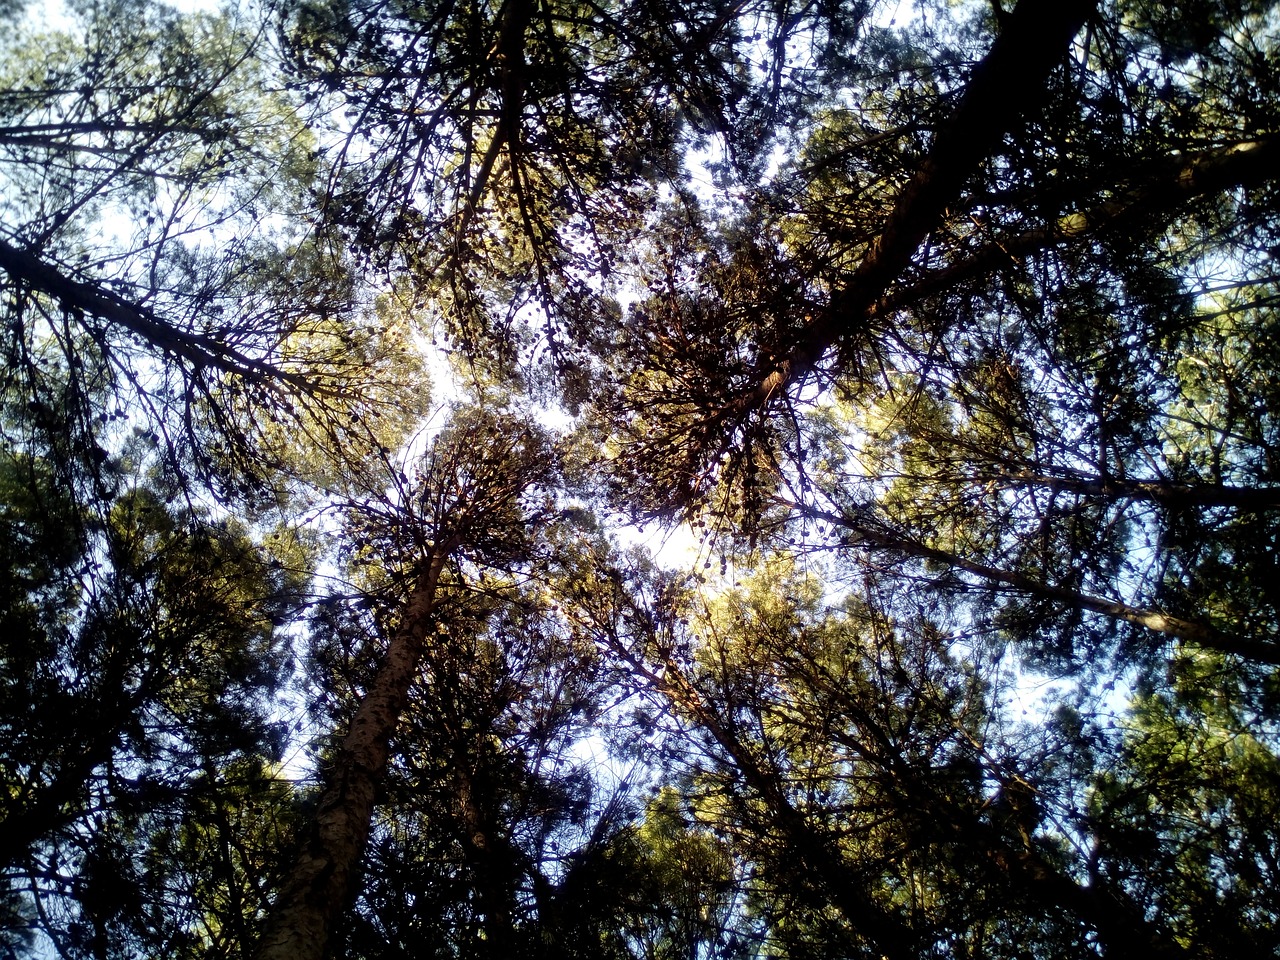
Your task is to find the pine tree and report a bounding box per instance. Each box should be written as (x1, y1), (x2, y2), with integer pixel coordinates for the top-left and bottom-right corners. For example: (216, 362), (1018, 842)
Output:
(3, 0), (1279, 955)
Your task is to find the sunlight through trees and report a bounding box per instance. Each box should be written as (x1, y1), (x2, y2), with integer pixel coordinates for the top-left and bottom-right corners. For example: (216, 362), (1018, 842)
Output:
(3, 0), (1278, 956)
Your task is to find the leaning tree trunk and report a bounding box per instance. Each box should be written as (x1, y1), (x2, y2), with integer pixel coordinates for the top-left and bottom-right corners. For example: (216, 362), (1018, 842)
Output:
(256, 543), (457, 960)
(729, 0), (1097, 418)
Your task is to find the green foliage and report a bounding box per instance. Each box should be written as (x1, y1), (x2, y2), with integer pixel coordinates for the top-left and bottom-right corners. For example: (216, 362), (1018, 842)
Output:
(0, 0), (426, 505)
(1088, 652), (1280, 954)
(0, 390), (308, 956)
(4, 0), (1280, 956)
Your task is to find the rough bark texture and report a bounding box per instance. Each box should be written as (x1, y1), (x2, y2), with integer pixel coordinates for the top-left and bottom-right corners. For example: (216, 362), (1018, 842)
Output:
(255, 546), (455, 960)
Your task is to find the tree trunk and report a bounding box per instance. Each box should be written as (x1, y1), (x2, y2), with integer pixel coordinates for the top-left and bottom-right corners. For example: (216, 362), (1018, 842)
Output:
(731, 0), (1097, 419)
(255, 544), (456, 960)
(456, 765), (518, 960)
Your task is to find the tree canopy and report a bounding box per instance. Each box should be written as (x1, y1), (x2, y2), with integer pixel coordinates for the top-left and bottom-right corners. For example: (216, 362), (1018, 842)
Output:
(2, 0), (1278, 957)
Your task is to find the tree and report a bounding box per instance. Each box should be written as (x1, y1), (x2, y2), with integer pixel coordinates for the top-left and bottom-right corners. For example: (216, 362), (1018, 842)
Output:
(4, 0), (1279, 956)
(530, 8), (1280, 774)
(318, 540), (689, 960)
(277, 0), (783, 377)
(0, 0), (425, 502)
(581, 548), (1279, 958)
(0, 398), (310, 958)
(256, 405), (568, 960)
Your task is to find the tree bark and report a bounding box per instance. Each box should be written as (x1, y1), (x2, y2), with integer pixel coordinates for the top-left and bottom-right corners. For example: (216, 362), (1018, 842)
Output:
(255, 544), (457, 960)
(456, 765), (519, 960)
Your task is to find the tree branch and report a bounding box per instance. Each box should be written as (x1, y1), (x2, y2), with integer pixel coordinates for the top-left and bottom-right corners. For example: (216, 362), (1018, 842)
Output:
(728, 0), (1097, 421)
(869, 135), (1280, 319)
(0, 236), (331, 396)
(793, 502), (1280, 665)
(980, 470), (1280, 511)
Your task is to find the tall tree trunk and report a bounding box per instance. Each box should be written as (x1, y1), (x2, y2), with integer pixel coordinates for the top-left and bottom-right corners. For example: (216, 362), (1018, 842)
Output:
(730, 0), (1097, 419)
(255, 543), (457, 960)
(456, 765), (518, 960)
